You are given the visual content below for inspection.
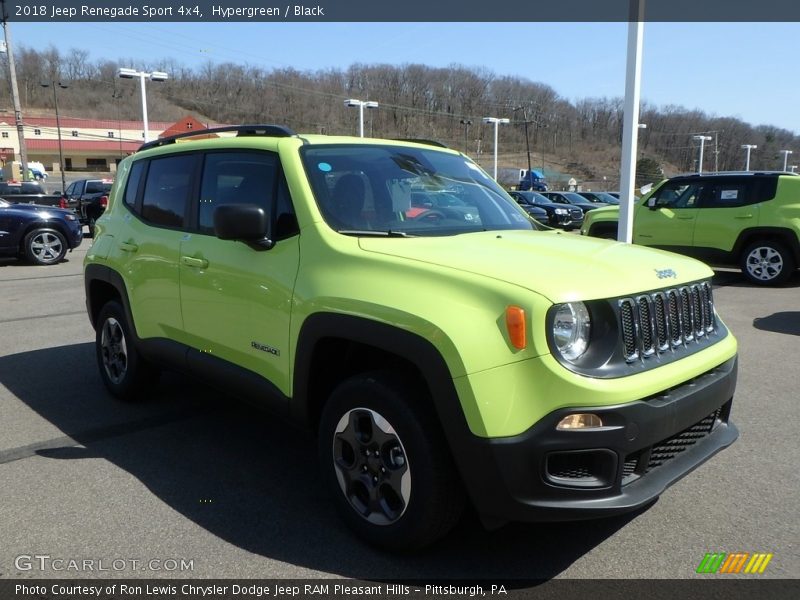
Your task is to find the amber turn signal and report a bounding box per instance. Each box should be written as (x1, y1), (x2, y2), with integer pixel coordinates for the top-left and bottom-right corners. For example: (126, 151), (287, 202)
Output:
(505, 305), (527, 350)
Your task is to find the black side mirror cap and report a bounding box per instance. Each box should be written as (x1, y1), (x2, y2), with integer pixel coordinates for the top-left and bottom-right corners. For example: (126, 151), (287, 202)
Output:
(213, 203), (274, 250)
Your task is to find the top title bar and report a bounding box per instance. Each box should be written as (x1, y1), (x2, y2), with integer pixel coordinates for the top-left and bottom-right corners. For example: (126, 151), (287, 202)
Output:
(3, 0), (800, 22)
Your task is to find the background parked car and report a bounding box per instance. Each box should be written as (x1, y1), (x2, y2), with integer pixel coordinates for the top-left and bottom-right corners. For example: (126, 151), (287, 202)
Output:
(0, 198), (83, 265)
(62, 178), (113, 236)
(0, 181), (65, 207)
(541, 191), (600, 215)
(581, 171), (800, 285)
(577, 191), (619, 205)
(607, 191), (641, 202)
(508, 190), (583, 230)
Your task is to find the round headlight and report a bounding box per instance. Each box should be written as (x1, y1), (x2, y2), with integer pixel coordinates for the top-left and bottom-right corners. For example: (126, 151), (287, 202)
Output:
(553, 302), (591, 362)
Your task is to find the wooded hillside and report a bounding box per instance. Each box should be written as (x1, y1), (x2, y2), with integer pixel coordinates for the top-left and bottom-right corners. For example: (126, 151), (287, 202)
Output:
(5, 46), (799, 188)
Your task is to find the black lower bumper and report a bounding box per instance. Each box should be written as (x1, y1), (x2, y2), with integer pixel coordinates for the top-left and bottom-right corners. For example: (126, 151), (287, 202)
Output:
(457, 356), (738, 523)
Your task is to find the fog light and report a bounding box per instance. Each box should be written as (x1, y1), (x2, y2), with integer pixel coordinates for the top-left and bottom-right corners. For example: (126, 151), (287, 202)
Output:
(557, 413), (603, 430)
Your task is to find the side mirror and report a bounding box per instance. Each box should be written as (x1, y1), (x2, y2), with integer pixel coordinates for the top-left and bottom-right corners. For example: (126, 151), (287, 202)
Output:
(213, 203), (274, 250)
(647, 197), (657, 210)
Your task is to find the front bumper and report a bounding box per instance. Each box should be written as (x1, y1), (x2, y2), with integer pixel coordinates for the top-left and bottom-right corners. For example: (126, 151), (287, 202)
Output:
(67, 223), (84, 250)
(459, 356), (738, 523)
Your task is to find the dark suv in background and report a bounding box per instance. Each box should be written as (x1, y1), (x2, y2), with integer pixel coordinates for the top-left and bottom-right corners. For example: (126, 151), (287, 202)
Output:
(509, 190), (583, 230)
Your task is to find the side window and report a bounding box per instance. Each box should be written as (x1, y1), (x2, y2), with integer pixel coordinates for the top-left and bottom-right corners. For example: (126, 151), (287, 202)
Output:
(654, 183), (703, 208)
(705, 184), (747, 208)
(198, 152), (279, 235)
(65, 182), (76, 196)
(124, 161), (145, 208)
(141, 155), (194, 228)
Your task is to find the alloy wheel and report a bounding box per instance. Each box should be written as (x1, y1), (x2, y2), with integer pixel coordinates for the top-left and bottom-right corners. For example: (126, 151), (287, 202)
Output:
(30, 231), (63, 264)
(100, 317), (128, 385)
(745, 246), (783, 282)
(332, 407), (411, 525)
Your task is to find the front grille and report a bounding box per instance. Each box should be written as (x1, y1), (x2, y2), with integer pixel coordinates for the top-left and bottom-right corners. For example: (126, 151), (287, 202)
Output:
(619, 282), (716, 363)
(570, 208), (583, 220)
(622, 408), (722, 485)
(550, 466), (592, 480)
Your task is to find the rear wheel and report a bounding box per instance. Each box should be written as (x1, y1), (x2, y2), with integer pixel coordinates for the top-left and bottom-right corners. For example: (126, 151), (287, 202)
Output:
(96, 301), (160, 401)
(318, 371), (464, 550)
(23, 228), (67, 265)
(740, 241), (795, 285)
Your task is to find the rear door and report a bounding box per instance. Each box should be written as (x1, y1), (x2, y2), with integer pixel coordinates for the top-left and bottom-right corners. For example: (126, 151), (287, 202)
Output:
(113, 154), (197, 340)
(693, 177), (762, 254)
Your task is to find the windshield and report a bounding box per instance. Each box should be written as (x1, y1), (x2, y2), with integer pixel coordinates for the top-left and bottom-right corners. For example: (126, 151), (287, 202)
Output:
(300, 144), (534, 236)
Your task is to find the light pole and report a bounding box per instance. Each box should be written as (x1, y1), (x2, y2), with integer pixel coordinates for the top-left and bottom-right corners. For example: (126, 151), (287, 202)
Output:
(790, 165), (798, 173)
(482, 116), (510, 180)
(117, 68), (168, 143)
(741, 144), (757, 171)
(513, 106), (535, 188)
(40, 80), (68, 192)
(779, 149), (793, 171)
(344, 99), (379, 138)
(459, 119), (472, 154)
(692, 135), (712, 174)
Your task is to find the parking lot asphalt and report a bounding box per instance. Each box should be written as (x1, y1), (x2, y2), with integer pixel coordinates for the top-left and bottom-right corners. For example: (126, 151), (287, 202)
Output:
(0, 242), (798, 581)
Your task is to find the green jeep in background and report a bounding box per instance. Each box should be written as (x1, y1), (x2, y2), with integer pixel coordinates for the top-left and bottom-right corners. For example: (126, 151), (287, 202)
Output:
(581, 172), (800, 285)
(84, 126), (739, 550)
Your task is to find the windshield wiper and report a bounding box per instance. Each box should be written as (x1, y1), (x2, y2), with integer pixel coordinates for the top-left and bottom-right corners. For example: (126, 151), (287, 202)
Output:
(338, 229), (415, 238)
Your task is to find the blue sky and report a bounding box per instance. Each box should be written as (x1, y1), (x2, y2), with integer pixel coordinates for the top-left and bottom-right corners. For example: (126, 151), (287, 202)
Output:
(10, 21), (800, 134)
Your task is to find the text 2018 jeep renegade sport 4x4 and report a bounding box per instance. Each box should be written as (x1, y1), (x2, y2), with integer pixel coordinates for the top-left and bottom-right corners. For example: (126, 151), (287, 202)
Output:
(84, 126), (739, 550)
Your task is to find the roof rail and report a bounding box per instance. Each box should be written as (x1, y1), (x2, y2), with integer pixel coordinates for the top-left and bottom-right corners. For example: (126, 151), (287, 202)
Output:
(138, 124), (297, 152)
(392, 138), (449, 149)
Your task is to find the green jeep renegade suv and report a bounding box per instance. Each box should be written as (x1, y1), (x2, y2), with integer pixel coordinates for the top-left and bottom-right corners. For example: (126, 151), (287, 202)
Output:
(581, 172), (800, 285)
(84, 126), (739, 549)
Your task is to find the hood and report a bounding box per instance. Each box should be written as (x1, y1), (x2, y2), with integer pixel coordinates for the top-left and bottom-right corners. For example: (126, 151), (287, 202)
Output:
(359, 230), (712, 303)
(4, 203), (71, 217)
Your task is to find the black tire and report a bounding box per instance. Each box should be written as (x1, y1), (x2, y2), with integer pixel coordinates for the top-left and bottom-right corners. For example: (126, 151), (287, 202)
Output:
(23, 228), (67, 265)
(95, 301), (160, 401)
(740, 240), (796, 285)
(590, 224), (618, 240)
(318, 371), (465, 550)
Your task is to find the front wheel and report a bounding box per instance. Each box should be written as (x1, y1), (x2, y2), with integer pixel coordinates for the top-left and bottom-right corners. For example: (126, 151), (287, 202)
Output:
(318, 372), (464, 550)
(95, 301), (159, 401)
(23, 228), (67, 265)
(740, 241), (795, 285)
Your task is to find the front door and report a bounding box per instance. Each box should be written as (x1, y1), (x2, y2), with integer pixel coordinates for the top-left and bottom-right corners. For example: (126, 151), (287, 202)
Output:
(178, 151), (300, 396)
(634, 180), (705, 250)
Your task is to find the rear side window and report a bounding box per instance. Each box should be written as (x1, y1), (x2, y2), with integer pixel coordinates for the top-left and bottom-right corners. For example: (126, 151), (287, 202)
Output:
(124, 162), (145, 208)
(140, 155), (195, 228)
(86, 181), (113, 194)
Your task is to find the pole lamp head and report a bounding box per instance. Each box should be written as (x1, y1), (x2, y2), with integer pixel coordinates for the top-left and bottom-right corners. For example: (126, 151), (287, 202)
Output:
(482, 117), (494, 124)
(117, 67), (138, 79)
(344, 99), (362, 108)
(150, 71), (169, 82)
(364, 101), (379, 109)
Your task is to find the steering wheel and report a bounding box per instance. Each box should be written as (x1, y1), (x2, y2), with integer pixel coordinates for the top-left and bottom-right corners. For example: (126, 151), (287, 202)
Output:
(411, 210), (447, 222)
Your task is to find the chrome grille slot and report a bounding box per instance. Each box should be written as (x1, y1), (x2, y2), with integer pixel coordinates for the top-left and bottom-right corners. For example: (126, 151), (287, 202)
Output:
(636, 295), (655, 357)
(667, 289), (682, 346)
(680, 287), (694, 342)
(691, 284), (704, 337)
(617, 281), (717, 364)
(619, 299), (638, 361)
(653, 293), (669, 351)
